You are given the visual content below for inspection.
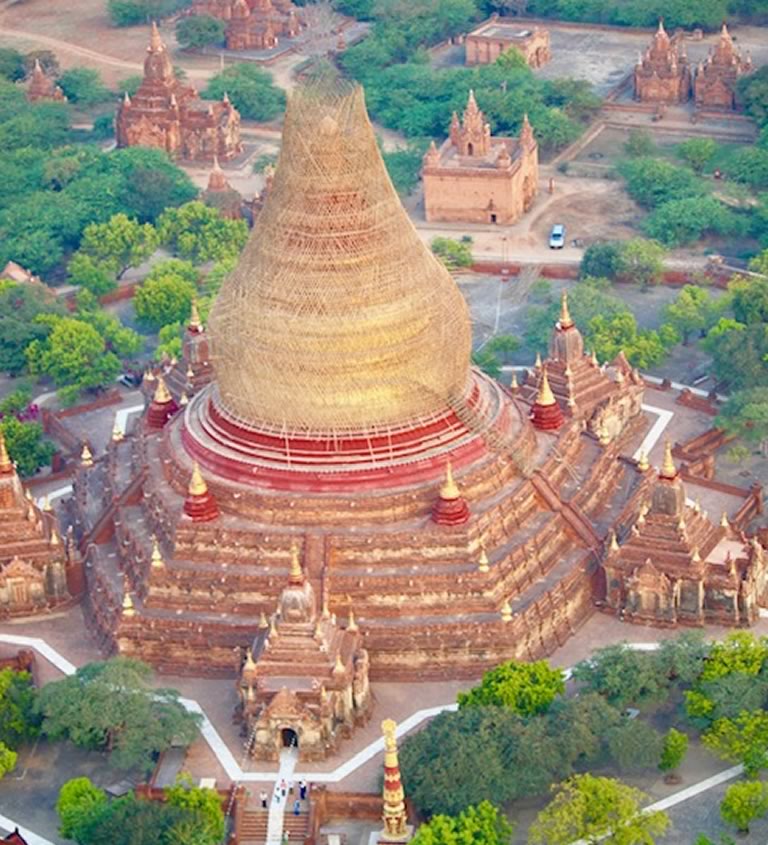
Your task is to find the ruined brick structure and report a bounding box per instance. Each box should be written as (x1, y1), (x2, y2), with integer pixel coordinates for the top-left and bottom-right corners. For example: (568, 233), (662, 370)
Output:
(601, 443), (768, 626)
(26, 59), (66, 103)
(190, 0), (302, 50)
(201, 157), (243, 220)
(116, 24), (242, 162)
(235, 547), (371, 761)
(0, 432), (82, 617)
(65, 82), (767, 764)
(634, 20), (691, 104)
(694, 23), (753, 110)
(422, 91), (539, 225)
(465, 17), (550, 68)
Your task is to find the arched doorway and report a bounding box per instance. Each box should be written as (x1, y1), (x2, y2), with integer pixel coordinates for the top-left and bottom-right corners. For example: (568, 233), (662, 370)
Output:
(467, 142), (474, 156)
(281, 728), (298, 749)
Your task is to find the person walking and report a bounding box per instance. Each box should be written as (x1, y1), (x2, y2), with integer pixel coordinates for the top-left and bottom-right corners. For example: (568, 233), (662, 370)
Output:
(280, 779), (287, 798)
(260, 790), (268, 810)
(293, 799), (301, 816)
(299, 780), (307, 801)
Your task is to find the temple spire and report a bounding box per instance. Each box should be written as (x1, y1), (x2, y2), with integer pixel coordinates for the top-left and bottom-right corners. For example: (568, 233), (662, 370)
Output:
(183, 461), (220, 522)
(559, 290), (574, 329)
(189, 298), (203, 331)
(154, 375), (172, 405)
(0, 431), (12, 475)
(289, 544), (304, 585)
(151, 536), (164, 569)
(432, 460), (470, 526)
(440, 461), (460, 500)
(659, 440), (677, 480)
(81, 444), (94, 468)
(149, 21), (163, 51)
(188, 461), (207, 496)
(537, 367), (556, 407)
(380, 719), (409, 842)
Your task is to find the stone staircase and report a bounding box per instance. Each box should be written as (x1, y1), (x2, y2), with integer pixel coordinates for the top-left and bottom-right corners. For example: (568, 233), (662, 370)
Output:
(239, 807), (310, 845)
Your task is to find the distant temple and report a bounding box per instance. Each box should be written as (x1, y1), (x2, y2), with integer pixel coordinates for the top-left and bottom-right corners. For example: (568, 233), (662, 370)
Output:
(116, 23), (242, 162)
(634, 20), (691, 104)
(190, 0), (302, 50)
(465, 16), (550, 68)
(694, 23), (753, 110)
(0, 431), (82, 617)
(602, 442), (768, 626)
(422, 91), (539, 225)
(26, 59), (66, 103)
(201, 157), (243, 219)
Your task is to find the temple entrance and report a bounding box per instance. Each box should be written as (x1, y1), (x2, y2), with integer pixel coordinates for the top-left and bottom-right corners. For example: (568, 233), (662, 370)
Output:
(467, 142), (474, 156)
(281, 728), (298, 749)
(490, 213), (497, 224)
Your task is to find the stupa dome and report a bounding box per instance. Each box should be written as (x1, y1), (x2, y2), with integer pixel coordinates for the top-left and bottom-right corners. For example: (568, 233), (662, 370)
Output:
(207, 82), (472, 435)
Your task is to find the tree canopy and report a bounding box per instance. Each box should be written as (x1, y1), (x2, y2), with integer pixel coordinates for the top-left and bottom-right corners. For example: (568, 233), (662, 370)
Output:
(203, 64), (286, 122)
(176, 15), (226, 50)
(410, 801), (513, 845)
(157, 201), (248, 264)
(457, 659), (564, 716)
(134, 261), (198, 330)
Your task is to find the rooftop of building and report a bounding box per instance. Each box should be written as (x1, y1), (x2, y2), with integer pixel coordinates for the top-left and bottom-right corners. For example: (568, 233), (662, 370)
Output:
(468, 20), (543, 40)
(435, 136), (521, 170)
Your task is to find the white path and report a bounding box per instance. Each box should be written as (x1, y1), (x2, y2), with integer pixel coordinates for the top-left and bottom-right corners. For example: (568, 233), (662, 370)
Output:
(114, 404), (145, 436)
(634, 404), (674, 460)
(0, 815), (54, 845)
(35, 485), (72, 510)
(267, 749), (298, 844)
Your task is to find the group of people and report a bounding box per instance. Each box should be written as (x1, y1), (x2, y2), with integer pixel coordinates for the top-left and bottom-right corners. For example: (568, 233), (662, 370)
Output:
(260, 778), (309, 812)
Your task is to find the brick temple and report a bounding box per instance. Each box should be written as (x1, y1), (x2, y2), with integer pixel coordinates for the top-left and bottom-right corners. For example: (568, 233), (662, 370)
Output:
(465, 17), (550, 68)
(116, 24), (242, 162)
(26, 59), (66, 103)
(190, 0), (302, 50)
(422, 91), (539, 225)
(634, 20), (691, 104)
(56, 80), (767, 758)
(694, 23), (753, 110)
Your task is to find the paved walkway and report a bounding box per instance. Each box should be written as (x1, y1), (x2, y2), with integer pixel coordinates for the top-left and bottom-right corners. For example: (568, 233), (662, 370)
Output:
(266, 749), (297, 845)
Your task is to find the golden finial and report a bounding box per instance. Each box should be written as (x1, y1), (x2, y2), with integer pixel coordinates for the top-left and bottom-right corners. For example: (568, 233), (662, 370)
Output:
(536, 366), (556, 407)
(347, 609), (358, 632)
(500, 599), (513, 622)
(269, 616), (278, 638)
(637, 451), (649, 472)
(243, 648), (257, 671)
(153, 375), (172, 405)
(322, 595), (330, 620)
(559, 289), (574, 328)
(258, 611), (269, 629)
(598, 425), (611, 446)
(149, 20), (163, 51)
(122, 592), (135, 616)
(186, 365), (194, 380)
(188, 461), (207, 497)
(179, 392), (189, 407)
(693, 499), (701, 513)
(0, 431), (12, 474)
(678, 516), (686, 532)
(660, 440), (677, 480)
(333, 653), (345, 674)
(564, 363), (573, 379)
(478, 545), (490, 573)
(535, 351), (542, 369)
(151, 536), (164, 569)
(112, 421), (123, 442)
(42, 495), (52, 512)
(50, 527), (60, 547)
(721, 511), (729, 529)
(289, 544), (303, 582)
(637, 510), (645, 526)
(590, 349), (598, 367)
(692, 546), (701, 563)
(609, 531), (619, 552)
(510, 371), (518, 390)
(246, 684), (255, 703)
(144, 369), (156, 383)
(81, 444), (93, 467)
(189, 299), (202, 331)
(440, 461), (461, 500)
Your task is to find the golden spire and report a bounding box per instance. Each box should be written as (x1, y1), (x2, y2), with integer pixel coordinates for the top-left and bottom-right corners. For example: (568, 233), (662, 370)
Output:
(179, 392), (189, 407)
(81, 444), (94, 467)
(536, 366), (556, 407)
(188, 461), (207, 497)
(609, 531), (619, 552)
(692, 546), (701, 563)
(269, 616), (278, 638)
(258, 611), (269, 629)
(478, 545), (490, 573)
(0, 430), (12, 474)
(637, 451), (649, 472)
(333, 653), (345, 674)
(721, 511), (729, 529)
(122, 592), (135, 616)
(693, 499), (701, 513)
(244, 648), (257, 672)
(559, 290), (574, 328)
(637, 510), (645, 526)
(246, 684), (255, 703)
(151, 536), (164, 569)
(439, 461), (461, 500)
(144, 369), (156, 383)
(289, 544), (303, 583)
(380, 719), (408, 841)
(590, 349), (598, 367)
(347, 609), (358, 632)
(535, 351), (542, 369)
(659, 440), (677, 480)
(153, 375), (172, 405)
(500, 599), (512, 623)
(50, 527), (60, 547)
(42, 495), (52, 512)
(189, 299), (203, 331)
(149, 20), (163, 51)
(112, 421), (124, 442)
(186, 365), (195, 380)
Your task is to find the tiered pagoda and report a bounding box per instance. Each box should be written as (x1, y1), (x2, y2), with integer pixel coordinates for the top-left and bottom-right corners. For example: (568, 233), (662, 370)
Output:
(634, 20), (691, 104)
(0, 433), (81, 615)
(116, 24), (242, 162)
(422, 91), (539, 225)
(190, 0), (302, 50)
(26, 59), (66, 103)
(66, 79), (766, 751)
(602, 442), (767, 625)
(235, 546), (370, 760)
(694, 23), (753, 110)
(201, 157), (243, 219)
(519, 292), (644, 442)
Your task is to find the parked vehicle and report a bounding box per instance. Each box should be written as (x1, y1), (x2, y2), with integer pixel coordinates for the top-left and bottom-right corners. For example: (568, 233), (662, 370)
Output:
(549, 224), (565, 249)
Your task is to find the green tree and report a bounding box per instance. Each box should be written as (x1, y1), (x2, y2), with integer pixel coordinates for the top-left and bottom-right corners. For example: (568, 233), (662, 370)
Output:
(176, 15), (226, 49)
(457, 659), (564, 716)
(529, 774), (669, 845)
(56, 777), (108, 840)
(702, 320), (768, 391)
(643, 196), (739, 247)
(618, 157), (704, 209)
(37, 657), (201, 773)
(410, 801), (513, 845)
(0, 742), (17, 779)
(0, 669), (40, 749)
(572, 644), (669, 710)
(0, 417), (55, 477)
(658, 728), (689, 780)
(703, 710), (768, 777)
(662, 285), (717, 345)
(25, 316), (122, 403)
(623, 130), (655, 158)
(702, 632), (768, 682)
(203, 64), (286, 122)
(580, 242), (623, 280)
(134, 270), (197, 331)
(738, 66), (768, 127)
(654, 630), (710, 685)
(677, 138), (717, 173)
(58, 68), (110, 107)
(617, 238), (665, 287)
(0, 48), (25, 82)
(729, 274), (768, 324)
(158, 201), (248, 263)
(588, 312), (672, 369)
(472, 348), (502, 379)
(0, 282), (64, 375)
(717, 389), (768, 455)
(165, 773), (225, 845)
(606, 719), (663, 772)
(486, 334), (520, 363)
(430, 237), (473, 270)
(720, 781), (768, 834)
(77, 794), (195, 845)
(382, 140), (429, 196)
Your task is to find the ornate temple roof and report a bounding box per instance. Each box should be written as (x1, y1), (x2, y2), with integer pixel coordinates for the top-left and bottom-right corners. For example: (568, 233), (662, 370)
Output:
(207, 81), (472, 435)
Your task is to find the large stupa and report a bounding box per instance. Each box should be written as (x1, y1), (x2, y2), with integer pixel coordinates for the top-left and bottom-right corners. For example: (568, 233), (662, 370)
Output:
(66, 81), (765, 719)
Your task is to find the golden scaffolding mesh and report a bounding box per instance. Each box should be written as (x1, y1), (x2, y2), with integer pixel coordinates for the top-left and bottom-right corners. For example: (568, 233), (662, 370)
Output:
(207, 81), (472, 436)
